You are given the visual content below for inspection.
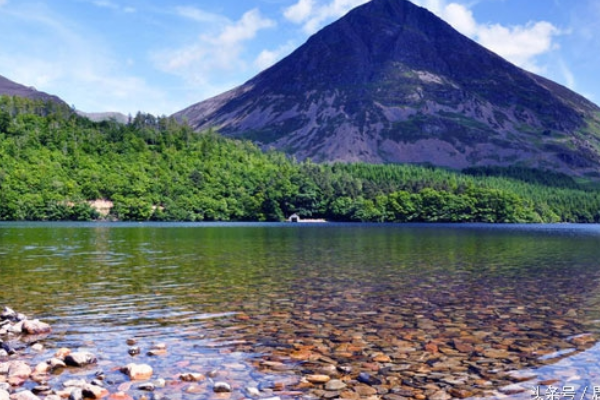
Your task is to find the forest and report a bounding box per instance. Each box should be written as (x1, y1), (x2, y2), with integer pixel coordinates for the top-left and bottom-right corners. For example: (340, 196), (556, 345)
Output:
(2, 95), (600, 223)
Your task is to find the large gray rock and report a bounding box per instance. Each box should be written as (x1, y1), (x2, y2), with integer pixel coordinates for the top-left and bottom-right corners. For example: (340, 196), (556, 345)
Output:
(64, 352), (97, 367)
(213, 382), (232, 393)
(81, 385), (107, 400)
(22, 320), (51, 335)
(121, 363), (153, 380)
(0, 307), (17, 321)
(8, 361), (32, 386)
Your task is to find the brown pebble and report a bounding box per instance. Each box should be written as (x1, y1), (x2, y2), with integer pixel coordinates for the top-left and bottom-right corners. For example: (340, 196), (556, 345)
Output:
(539, 379), (561, 386)
(354, 385), (378, 396)
(55, 348), (71, 359)
(570, 333), (595, 346)
(372, 354), (391, 363)
(180, 373), (206, 382)
(33, 362), (50, 374)
(108, 392), (134, 400)
(306, 375), (331, 384)
(449, 388), (473, 399)
(425, 342), (439, 354)
(185, 384), (206, 394)
(340, 390), (359, 399)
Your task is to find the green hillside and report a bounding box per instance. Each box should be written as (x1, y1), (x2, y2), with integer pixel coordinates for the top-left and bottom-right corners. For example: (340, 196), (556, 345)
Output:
(1, 95), (600, 223)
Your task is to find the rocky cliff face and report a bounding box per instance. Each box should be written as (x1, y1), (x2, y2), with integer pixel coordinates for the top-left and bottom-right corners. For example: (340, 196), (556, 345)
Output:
(174, 0), (600, 176)
(0, 74), (67, 105)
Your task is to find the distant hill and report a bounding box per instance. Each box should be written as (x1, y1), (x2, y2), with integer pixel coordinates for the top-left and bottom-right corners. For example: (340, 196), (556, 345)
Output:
(77, 111), (129, 124)
(0, 74), (68, 105)
(174, 0), (600, 177)
(0, 73), (131, 123)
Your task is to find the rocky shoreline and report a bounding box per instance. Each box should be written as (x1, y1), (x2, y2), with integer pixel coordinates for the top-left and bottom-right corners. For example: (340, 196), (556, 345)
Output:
(1, 307), (234, 400)
(1, 304), (598, 400)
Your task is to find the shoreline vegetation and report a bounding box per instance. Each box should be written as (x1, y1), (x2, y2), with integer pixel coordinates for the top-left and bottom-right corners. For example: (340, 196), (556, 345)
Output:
(2, 96), (600, 224)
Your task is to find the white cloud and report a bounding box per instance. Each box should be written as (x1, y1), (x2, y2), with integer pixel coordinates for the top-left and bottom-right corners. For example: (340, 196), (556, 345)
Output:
(254, 42), (296, 70)
(284, 0), (315, 24)
(476, 22), (559, 73)
(284, 0), (370, 34)
(92, 0), (117, 9)
(215, 9), (276, 47)
(154, 9), (275, 87)
(87, 0), (135, 14)
(0, 2), (167, 114)
(441, 3), (477, 37)
(413, 0), (561, 73)
(558, 59), (575, 89)
(175, 6), (228, 24)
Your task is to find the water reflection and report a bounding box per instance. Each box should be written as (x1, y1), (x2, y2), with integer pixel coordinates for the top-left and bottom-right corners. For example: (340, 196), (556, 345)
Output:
(1, 223), (600, 399)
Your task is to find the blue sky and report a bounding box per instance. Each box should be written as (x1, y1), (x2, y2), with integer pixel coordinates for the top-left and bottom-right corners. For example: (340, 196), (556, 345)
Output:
(0, 0), (598, 116)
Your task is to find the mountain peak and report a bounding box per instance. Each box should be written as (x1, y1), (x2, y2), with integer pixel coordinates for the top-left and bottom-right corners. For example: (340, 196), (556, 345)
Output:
(174, 0), (600, 176)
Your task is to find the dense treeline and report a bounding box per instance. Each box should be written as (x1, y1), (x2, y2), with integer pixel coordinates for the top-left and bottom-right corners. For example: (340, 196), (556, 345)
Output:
(2, 95), (600, 223)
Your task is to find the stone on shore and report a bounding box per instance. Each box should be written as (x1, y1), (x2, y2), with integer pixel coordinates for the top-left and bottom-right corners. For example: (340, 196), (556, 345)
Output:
(8, 391), (39, 400)
(306, 375), (331, 384)
(69, 388), (84, 400)
(21, 321), (51, 335)
(0, 362), (9, 375)
(55, 348), (71, 359)
(137, 383), (155, 392)
(48, 358), (67, 370)
(1, 308), (18, 322)
(82, 384), (109, 399)
(325, 380), (347, 391)
(121, 364), (153, 380)
(180, 373), (205, 382)
(65, 352), (97, 367)
(569, 333), (595, 346)
(6, 322), (23, 334)
(8, 361), (32, 386)
(213, 382), (232, 393)
(357, 373), (381, 386)
(108, 392), (133, 400)
(63, 379), (87, 388)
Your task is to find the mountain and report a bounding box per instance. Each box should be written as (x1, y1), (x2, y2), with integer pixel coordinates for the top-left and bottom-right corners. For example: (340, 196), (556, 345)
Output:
(174, 0), (600, 176)
(0, 74), (129, 123)
(0, 74), (68, 105)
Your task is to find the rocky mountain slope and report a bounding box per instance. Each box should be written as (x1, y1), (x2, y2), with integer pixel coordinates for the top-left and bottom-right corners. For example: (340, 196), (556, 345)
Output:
(0, 74), (67, 105)
(174, 0), (600, 176)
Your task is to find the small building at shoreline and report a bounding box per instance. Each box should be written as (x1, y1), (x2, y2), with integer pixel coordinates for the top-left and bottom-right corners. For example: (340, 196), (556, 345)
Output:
(287, 214), (327, 223)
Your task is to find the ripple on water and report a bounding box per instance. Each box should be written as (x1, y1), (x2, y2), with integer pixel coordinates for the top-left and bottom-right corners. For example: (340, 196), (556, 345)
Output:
(3, 223), (600, 399)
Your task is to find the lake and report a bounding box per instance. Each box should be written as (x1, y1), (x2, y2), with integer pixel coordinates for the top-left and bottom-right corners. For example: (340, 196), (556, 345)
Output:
(2, 222), (600, 399)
